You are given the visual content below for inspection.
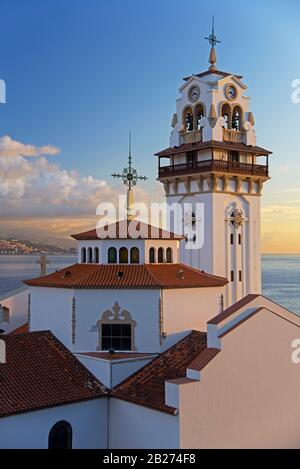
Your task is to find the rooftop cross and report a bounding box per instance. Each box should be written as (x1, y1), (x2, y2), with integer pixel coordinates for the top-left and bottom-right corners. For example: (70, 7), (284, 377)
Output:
(36, 254), (50, 277)
(111, 133), (148, 220)
(205, 16), (221, 71)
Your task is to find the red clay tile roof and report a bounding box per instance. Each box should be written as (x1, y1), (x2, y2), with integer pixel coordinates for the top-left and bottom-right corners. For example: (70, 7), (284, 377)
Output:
(24, 263), (228, 290)
(10, 323), (29, 335)
(207, 294), (260, 325)
(71, 219), (183, 241)
(112, 331), (207, 414)
(0, 331), (107, 418)
(155, 140), (272, 157)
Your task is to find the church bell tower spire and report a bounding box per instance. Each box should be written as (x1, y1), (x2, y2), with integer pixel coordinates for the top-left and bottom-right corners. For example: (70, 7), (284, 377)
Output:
(111, 133), (148, 220)
(205, 16), (221, 71)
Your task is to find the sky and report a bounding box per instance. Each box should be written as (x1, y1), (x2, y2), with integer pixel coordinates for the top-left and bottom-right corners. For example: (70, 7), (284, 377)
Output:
(0, 0), (300, 251)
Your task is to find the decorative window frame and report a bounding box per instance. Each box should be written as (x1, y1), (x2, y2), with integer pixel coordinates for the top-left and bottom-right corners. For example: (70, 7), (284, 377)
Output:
(97, 301), (137, 351)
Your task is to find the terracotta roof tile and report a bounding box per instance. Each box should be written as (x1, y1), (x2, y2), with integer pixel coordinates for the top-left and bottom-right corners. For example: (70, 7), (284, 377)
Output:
(24, 263), (228, 290)
(10, 323), (29, 335)
(71, 219), (183, 241)
(0, 331), (107, 418)
(112, 331), (207, 414)
(155, 140), (272, 157)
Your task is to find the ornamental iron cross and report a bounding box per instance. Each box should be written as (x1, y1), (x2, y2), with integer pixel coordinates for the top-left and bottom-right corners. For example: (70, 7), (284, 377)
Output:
(111, 133), (148, 190)
(205, 16), (221, 49)
(226, 209), (248, 229)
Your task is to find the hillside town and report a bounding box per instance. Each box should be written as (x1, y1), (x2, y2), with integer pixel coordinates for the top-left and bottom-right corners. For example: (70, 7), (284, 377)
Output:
(0, 238), (68, 255)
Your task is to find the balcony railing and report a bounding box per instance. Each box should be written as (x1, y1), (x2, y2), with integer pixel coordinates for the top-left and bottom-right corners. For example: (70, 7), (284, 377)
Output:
(158, 159), (269, 178)
(223, 128), (245, 143)
(182, 129), (202, 144)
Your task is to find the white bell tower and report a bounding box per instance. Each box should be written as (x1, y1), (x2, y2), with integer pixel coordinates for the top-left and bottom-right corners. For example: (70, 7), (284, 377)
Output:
(156, 23), (272, 308)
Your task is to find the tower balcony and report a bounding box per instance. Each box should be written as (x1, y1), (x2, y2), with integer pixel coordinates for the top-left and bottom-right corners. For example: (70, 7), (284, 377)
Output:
(222, 128), (245, 144)
(158, 159), (269, 179)
(182, 129), (202, 144)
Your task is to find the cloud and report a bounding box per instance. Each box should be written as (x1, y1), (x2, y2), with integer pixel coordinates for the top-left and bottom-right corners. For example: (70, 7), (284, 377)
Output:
(277, 166), (289, 174)
(0, 135), (164, 225)
(0, 135), (60, 158)
(277, 165), (289, 174)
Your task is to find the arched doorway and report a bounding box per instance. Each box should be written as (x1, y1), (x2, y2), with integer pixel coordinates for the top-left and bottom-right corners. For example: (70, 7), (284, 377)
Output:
(48, 421), (72, 449)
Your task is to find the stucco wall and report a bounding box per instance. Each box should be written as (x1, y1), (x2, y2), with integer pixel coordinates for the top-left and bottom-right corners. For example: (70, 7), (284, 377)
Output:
(75, 289), (161, 353)
(0, 399), (107, 449)
(30, 287), (161, 353)
(109, 399), (179, 449)
(77, 354), (154, 388)
(30, 287), (74, 348)
(179, 309), (300, 448)
(163, 287), (223, 334)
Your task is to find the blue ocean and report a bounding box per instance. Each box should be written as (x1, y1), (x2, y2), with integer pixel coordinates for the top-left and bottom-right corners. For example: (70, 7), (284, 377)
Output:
(0, 254), (300, 315)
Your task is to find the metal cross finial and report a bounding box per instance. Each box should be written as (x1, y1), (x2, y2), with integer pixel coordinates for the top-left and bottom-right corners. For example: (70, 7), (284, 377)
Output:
(205, 16), (221, 71)
(111, 133), (148, 190)
(205, 15), (220, 49)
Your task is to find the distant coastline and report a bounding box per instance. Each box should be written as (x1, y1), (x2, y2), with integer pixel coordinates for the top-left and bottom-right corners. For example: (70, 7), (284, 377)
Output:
(0, 254), (300, 316)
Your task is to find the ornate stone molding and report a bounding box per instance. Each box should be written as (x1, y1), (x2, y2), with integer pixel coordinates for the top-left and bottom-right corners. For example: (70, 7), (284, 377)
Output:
(96, 302), (137, 351)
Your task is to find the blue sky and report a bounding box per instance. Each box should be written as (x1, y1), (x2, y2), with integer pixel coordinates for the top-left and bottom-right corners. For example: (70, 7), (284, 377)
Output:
(0, 0), (300, 250)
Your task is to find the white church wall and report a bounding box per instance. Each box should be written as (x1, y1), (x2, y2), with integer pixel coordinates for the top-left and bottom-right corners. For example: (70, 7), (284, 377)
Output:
(109, 399), (179, 449)
(0, 399), (107, 449)
(76, 354), (154, 388)
(0, 286), (29, 333)
(30, 287), (74, 348)
(110, 358), (155, 387)
(176, 191), (261, 308)
(178, 308), (300, 448)
(178, 193), (214, 274)
(74, 289), (161, 353)
(163, 287), (223, 335)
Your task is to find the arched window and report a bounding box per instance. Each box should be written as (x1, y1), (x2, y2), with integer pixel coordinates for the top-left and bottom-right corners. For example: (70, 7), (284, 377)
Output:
(87, 247), (93, 263)
(130, 247), (139, 264)
(232, 106), (242, 131)
(158, 247), (164, 263)
(195, 104), (204, 130)
(221, 103), (231, 130)
(166, 247), (173, 263)
(108, 247), (117, 264)
(48, 421), (72, 449)
(94, 247), (99, 264)
(184, 107), (194, 132)
(149, 247), (155, 263)
(119, 247), (128, 264)
(81, 247), (86, 264)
